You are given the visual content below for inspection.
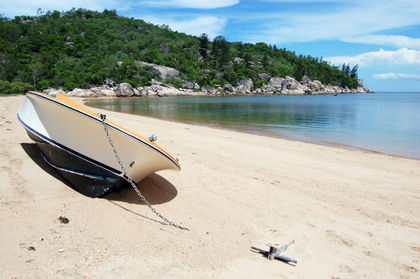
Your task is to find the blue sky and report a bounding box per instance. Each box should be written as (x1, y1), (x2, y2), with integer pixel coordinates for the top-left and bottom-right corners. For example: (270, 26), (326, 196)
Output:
(1, 0), (420, 92)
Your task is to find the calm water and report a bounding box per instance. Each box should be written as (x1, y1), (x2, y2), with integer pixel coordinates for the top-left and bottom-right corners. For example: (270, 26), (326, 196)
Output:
(85, 92), (420, 159)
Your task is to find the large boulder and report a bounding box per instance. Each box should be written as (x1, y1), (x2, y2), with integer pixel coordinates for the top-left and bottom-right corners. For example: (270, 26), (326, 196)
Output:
(237, 79), (253, 93)
(115, 83), (135, 97)
(223, 84), (235, 93)
(135, 61), (179, 78)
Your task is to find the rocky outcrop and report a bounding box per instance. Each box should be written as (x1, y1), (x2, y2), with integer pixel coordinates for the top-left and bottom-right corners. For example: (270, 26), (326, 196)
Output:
(45, 70), (373, 98)
(355, 80), (374, 93)
(259, 75), (372, 95)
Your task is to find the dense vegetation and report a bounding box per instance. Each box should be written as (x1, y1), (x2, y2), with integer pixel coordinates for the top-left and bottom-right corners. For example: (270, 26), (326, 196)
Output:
(0, 8), (360, 93)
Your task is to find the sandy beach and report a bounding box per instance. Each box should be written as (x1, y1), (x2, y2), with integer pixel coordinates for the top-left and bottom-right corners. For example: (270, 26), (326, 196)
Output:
(1, 95), (419, 278)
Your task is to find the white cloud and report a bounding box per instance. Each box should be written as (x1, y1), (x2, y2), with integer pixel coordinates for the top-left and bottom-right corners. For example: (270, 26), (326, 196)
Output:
(142, 16), (226, 38)
(342, 35), (420, 49)
(325, 48), (420, 67)
(138, 0), (239, 9)
(373, 73), (420, 80)
(250, 0), (420, 46)
(168, 16), (226, 38)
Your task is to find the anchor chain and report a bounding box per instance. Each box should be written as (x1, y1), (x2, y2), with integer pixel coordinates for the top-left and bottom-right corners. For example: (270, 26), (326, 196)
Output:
(100, 114), (189, 231)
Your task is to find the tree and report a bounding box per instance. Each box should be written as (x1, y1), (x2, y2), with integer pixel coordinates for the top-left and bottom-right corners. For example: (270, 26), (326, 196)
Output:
(29, 61), (44, 89)
(198, 33), (209, 65)
(261, 54), (269, 71)
(350, 64), (358, 80)
(211, 35), (230, 69)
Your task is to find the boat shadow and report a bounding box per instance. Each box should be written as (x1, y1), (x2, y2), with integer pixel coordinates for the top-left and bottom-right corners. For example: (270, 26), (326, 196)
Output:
(20, 143), (70, 185)
(105, 174), (178, 205)
(21, 143), (178, 205)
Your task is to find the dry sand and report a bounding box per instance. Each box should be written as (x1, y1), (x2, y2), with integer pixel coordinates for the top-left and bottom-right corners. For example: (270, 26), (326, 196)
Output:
(1, 95), (419, 278)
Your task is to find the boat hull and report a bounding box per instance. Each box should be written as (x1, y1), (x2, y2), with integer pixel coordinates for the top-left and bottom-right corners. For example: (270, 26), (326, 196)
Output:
(17, 91), (181, 197)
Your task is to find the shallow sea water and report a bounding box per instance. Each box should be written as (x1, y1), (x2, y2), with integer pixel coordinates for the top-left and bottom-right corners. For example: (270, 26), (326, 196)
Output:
(86, 92), (420, 159)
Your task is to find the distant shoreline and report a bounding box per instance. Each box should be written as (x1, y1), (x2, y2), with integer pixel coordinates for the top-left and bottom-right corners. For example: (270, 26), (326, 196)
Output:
(43, 75), (374, 98)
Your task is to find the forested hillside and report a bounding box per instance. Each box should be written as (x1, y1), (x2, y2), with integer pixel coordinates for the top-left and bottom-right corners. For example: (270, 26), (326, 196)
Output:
(0, 8), (360, 94)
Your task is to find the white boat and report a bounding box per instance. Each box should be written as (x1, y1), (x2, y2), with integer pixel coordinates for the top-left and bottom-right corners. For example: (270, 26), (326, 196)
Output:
(17, 91), (181, 197)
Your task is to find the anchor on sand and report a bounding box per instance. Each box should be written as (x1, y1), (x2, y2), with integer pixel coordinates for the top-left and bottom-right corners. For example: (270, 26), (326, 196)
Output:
(251, 240), (297, 264)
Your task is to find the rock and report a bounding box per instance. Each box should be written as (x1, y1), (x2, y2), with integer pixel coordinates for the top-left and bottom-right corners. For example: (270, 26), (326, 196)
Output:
(268, 77), (285, 90)
(281, 76), (305, 95)
(115, 83), (135, 97)
(215, 72), (223, 81)
(182, 81), (197, 90)
(301, 75), (311, 85)
(237, 79), (253, 93)
(133, 88), (141, 96)
(223, 84), (235, 92)
(90, 86), (116, 97)
(43, 87), (67, 96)
(135, 61), (179, 78)
(104, 78), (114, 87)
(309, 81), (319, 91)
(67, 88), (94, 97)
(159, 43), (171, 54)
(307, 80), (324, 94)
(137, 87), (149, 97)
(58, 216), (69, 224)
(156, 86), (183, 97)
(258, 73), (271, 81)
(302, 85), (312, 94)
(357, 80), (374, 93)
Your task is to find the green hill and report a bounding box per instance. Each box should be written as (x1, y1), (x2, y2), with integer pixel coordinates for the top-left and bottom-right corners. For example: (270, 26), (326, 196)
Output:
(0, 8), (359, 94)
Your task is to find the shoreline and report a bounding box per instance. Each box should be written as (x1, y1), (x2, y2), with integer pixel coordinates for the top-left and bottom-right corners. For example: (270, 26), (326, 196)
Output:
(1, 95), (419, 278)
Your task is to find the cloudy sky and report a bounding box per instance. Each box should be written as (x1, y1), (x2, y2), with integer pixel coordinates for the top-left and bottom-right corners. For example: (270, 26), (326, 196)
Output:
(1, 0), (419, 92)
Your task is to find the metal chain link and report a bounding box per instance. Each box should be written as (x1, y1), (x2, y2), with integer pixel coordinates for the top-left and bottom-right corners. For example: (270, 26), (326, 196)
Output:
(100, 114), (189, 231)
